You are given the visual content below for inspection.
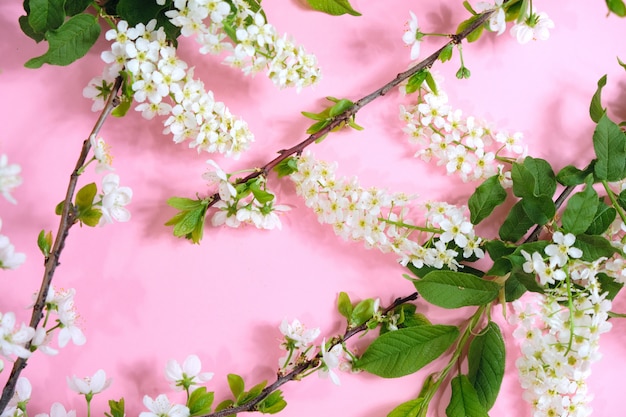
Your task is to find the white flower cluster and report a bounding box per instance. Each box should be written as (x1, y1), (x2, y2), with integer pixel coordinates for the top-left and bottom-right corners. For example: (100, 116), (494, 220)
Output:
(85, 20), (253, 158)
(512, 275), (612, 417)
(0, 218), (25, 270)
(87, 135), (133, 226)
(166, 0), (321, 91)
(140, 354), (213, 417)
(0, 312), (35, 361)
(204, 159), (289, 229)
(521, 232), (583, 286)
(402, 5), (554, 61)
(31, 370), (112, 417)
(278, 319), (346, 385)
(476, 1), (554, 44)
(0, 154), (22, 205)
(165, 354), (214, 392)
(400, 75), (527, 185)
(66, 369), (112, 397)
(290, 151), (483, 271)
(33, 287), (86, 352)
(0, 154), (26, 270)
(0, 377), (31, 417)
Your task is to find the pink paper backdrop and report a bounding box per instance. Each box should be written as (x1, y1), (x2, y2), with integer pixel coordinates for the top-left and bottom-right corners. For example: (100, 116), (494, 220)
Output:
(2, 1), (626, 416)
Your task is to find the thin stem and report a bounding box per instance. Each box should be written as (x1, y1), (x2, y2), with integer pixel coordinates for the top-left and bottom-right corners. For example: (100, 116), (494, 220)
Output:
(201, 9), (495, 209)
(602, 180), (626, 224)
(416, 305), (487, 417)
(0, 77), (123, 414)
(205, 293), (419, 417)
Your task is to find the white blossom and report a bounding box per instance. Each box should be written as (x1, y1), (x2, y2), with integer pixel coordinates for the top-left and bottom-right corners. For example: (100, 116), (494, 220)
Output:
(140, 394), (189, 417)
(34, 403), (76, 417)
(0, 154), (22, 204)
(67, 369), (112, 396)
(165, 354), (214, 392)
(98, 173), (133, 225)
(402, 11), (422, 60)
(0, 312), (35, 360)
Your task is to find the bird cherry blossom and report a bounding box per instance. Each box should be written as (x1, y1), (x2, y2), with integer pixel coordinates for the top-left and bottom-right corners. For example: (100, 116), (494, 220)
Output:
(165, 354), (214, 393)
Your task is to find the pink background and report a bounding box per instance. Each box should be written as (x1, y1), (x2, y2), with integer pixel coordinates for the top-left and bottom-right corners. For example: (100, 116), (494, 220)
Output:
(2, 1), (626, 416)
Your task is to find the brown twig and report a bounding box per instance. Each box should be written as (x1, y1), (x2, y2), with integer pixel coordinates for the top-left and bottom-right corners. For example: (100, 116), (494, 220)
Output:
(0, 77), (123, 413)
(206, 292), (419, 417)
(202, 9), (495, 207)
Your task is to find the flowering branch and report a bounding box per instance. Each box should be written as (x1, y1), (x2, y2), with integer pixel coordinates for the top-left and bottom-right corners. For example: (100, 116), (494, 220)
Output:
(206, 292), (418, 417)
(202, 9), (495, 206)
(0, 76), (123, 413)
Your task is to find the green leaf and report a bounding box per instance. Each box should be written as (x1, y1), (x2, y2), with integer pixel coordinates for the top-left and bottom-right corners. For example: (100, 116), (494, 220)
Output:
(387, 398), (424, 417)
(556, 163), (595, 186)
(618, 56), (626, 71)
(590, 75), (608, 123)
(37, 230), (53, 257)
(239, 381), (267, 404)
(413, 271), (500, 309)
(25, 13), (101, 68)
(328, 99), (354, 117)
(165, 200), (209, 244)
(498, 200), (534, 242)
(188, 387), (215, 417)
(468, 175), (507, 225)
(439, 44), (454, 63)
(467, 322), (505, 411)
(354, 325), (459, 378)
(54, 200), (65, 215)
(337, 292), (353, 320)
(78, 208), (102, 227)
(511, 157), (556, 199)
(606, 0), (626, 16)
(505, 269), (543, 301)
(227, 374), (245, 400)
(585, 199), (616, 235)
(593, 114), (626, 181)
(274, 157), (298, 178)
(305, 0), (361, 16)
(573, 234), (620, 262)
(484, 240), (515, 261)
(351, 298), (376, 327)
(19, 15), (45, 42)
(117, 0), (164, 23)
(462, 1), (478, 14)
(562, 182), (599, 234)
(504, 0), (523, 21)
(28, 0), (66, 33)
(598, 273), (623, 300)
(75, 183), (97, 209)
(456, 14), (485, 42)
(504, 271), (526, 301)
(306, 120), (330, 135)
(249, 181), (275, 204)
(520, 195), (555, 226)
(104, 398), (125, 417)
(445, 375), (489, 417)
(257, 390), (287, 414)
(424, 71), (439, 95)
(215, 399), (234, 413)
(487, 257), (512, 277)
(405, 69), (428, 94)
(167, 197), (204, 211)
(65, 0), (92, 16)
